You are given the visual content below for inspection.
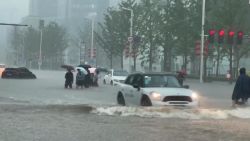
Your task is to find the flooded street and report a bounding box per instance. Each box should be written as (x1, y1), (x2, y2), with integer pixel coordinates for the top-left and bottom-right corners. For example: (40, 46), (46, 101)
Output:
(0, 70), (250, 141)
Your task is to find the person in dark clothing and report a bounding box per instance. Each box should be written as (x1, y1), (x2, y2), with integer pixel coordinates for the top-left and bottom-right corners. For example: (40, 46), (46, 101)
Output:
(84, 69), (91, 88)
(232, 68), (249, 107)
(65, 69), (73, 89)
(76, 69), (85, 89)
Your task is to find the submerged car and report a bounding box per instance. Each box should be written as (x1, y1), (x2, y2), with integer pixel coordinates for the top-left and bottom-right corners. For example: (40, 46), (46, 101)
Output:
(1, 67), (36, 79)
(117, 72), (199, 107)
(103, 69), (128, 85)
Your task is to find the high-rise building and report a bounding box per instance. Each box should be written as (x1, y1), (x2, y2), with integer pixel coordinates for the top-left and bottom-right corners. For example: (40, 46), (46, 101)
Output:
(22, 0), (110, 66)
(26, 0), (109, 27)
(29, 0), (59, 17)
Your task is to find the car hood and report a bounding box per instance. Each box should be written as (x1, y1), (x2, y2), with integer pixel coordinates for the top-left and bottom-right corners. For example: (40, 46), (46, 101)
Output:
(142, 87), (193, 97)
(112, 76), (127, 81)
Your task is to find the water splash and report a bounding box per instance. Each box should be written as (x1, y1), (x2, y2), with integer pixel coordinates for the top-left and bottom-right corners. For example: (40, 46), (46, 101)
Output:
(92, 106), (250, 120)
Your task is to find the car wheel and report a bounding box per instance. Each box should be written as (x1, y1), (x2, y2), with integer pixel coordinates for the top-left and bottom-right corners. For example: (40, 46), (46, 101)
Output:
(117, 93), (125, 106)
(32, 74), (36, 79)
(103, 79), (106, 84)
(141, 95), (152, 106)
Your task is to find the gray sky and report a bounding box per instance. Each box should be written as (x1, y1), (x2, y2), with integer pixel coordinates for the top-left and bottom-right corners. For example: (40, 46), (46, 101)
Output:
(0, 0), (29, 63)
(0, 0), (29, 23)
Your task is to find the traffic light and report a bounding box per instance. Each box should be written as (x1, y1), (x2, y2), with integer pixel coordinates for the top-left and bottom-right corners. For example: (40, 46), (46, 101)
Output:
(237, 31), (243, 45)
(93, 48), (96, 58)
(218, 29), (225, 44)
(88, 48), (91, 58)
(227, 30), (234, 45)
(208, 29), (216, 44)
(39, 20), (44, 30)
(124, 47), (129, 58)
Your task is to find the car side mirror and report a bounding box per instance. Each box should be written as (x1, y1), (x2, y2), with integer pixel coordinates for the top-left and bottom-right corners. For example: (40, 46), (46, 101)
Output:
(183, 85), (189, 89)
(133, 84), (140, 91)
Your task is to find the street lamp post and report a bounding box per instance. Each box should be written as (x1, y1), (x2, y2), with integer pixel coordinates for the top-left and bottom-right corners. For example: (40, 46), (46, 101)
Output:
(200, 0), (206, 83)
(80, 41), (85, 64)
(122, 7), (133, 73)
(38, 20), (44, 70)
(38, 29), (43, 70)
(91, 16), (95, 60)
(87, 12), (97, 66)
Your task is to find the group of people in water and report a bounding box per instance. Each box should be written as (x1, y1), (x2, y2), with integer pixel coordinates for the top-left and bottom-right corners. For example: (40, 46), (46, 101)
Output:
(64, 68), (97, 89)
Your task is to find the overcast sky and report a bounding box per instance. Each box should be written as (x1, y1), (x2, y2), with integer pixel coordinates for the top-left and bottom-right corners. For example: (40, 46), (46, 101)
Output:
(0, 0), (29, 23)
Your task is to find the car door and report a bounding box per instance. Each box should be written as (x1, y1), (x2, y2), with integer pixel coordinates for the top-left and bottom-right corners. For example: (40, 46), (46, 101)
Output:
(130, 74), (144, 105)
(122, 74), (135, 105)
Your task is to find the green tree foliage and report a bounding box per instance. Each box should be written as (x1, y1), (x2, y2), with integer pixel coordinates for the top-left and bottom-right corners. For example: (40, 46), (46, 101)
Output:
(9, 27), (25, 65)
(23, 27), (40, 65)
(9, 22), (68, 69)
(136, 0), (162, 71)
(207, 0), (250, 77)
(95, 0), (137, 69)
(42, 22), (68, 69)
(96, 0), (250, 73)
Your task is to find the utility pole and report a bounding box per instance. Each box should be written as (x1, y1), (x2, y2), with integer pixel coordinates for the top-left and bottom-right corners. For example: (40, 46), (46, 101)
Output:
(38, 20), (44, 70)
(229, 45), (233, 84)
(122, 7), (134, 73)
(200, 0), (206, 83)
(90, 13), (97, 66)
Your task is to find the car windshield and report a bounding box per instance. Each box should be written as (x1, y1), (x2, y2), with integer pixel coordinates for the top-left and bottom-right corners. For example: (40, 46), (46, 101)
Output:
(113, 70), (128, 76)
(144, 75), (181, 88)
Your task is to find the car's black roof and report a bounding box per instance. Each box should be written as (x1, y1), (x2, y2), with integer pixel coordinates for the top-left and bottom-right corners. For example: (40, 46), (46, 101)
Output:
(130, 72), (177, 76)
(4, 67), (30, 71)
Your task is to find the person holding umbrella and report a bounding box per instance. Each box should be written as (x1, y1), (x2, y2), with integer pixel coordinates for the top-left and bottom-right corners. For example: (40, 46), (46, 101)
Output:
(76, 69), (85, 89)
(78, 64), (92, 88)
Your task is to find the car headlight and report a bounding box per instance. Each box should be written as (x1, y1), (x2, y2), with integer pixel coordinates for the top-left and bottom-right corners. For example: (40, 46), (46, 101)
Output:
(149, 92), (161, 101)
(191, 92), (199, 100)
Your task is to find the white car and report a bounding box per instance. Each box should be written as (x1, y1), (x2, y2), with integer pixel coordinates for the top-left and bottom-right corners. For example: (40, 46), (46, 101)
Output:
(117, 73), (199, 107)
(103, 70), (128, 85)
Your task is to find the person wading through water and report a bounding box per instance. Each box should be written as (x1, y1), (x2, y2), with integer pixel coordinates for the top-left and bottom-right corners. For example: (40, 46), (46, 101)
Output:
(232, 67), (250, 107)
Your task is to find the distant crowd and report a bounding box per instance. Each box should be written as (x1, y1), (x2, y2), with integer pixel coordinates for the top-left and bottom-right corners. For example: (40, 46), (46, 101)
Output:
(64, 68), (99, 89)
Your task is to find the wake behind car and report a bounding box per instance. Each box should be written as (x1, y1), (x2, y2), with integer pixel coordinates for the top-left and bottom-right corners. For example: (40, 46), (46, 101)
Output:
(1, 67), (36, 79)
(117, 72), (199, 107)
(103, 69), (128, 85)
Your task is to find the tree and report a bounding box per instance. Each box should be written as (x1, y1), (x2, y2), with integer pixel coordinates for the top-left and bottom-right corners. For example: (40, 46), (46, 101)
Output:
(41, 22), (68, 69)
(8, 27), (24, 65)
(96, 0), (137, 69)
(23, 27), (40, 68)
(137, 0), (162, 71)
(207, 0), (250, 78)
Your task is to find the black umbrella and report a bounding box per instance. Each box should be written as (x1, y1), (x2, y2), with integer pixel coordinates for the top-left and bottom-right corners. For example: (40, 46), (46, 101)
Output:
(78, 64), (92, 74)
(61, 64), (74, 70)
(77, 64), (91, 70)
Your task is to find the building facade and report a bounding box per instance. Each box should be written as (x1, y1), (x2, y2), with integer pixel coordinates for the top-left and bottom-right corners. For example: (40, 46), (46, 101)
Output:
(21, 0), (110, 67)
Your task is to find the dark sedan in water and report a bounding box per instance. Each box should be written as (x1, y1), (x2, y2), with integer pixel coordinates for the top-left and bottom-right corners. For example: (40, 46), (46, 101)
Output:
(1, 67), (36, 79)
